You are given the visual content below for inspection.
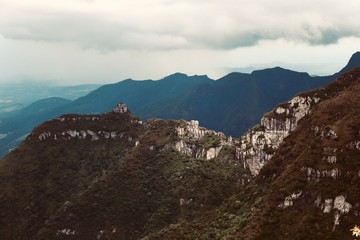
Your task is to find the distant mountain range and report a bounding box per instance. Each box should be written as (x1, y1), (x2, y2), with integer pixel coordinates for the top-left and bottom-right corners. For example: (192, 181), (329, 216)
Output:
(0, 52), (359, 157)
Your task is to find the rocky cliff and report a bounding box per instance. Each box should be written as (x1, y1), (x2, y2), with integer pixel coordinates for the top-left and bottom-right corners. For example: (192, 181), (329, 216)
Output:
(237, 95), (321, 175)
(144, 68), (360, 240)
(174, 120), (234, 160)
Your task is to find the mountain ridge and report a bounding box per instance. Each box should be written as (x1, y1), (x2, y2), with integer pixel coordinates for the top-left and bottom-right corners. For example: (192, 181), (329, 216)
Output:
(0, 52), (360, 158)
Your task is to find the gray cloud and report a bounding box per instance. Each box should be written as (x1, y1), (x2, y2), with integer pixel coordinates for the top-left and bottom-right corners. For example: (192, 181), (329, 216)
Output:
(1, 0), (360, 85)
(1, 0), (360, 51)
(0, 13), (188, 51)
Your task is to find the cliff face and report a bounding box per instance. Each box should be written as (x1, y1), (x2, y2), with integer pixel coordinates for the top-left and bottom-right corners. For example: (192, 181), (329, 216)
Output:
(240, 69), (360, 239)
(174, 120), (234, 160)
(237, 95), (321, 175)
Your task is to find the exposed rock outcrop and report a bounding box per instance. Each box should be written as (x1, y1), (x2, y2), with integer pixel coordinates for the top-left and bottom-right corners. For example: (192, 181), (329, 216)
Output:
(314, 195), (353, 231)
(278, 190), (302, 208)
(173, 120), (234, 160)
(113, 103), (128, 113)
(236, 95), (321, 175)
(301, 167), (341, 181)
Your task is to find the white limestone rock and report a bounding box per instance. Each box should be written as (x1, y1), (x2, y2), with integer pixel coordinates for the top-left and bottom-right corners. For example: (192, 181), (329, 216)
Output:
(347, 140), (360, 150)
(314, 195), (322, 208)
(174, 120), (229, 160)
(38, 131), (51, 141)
(282, 196), (294, 208)
(323, 147), (338, 153)
(113, 103), (128, 113)
(331, 195), (352, 231)
(323, 156), (337, 164)
(302, 167), (340, 181)
(57, 229), (75, 236)
(175, 140), (194, 157)
(333, 195), (352, 214)
(237, 95), (321, 176)
(323, 199), (333, 213)
(333, 211), (341, 230)
(206, 147), (223, 160)
(275, 107), (286, 114)
(278, 191), (302, 209)
(321, 128), (338, 139)
(87, 130), (99, 141)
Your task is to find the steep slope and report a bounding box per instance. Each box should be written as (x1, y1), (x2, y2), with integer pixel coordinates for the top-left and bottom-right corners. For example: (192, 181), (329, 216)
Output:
(0, 104), (248, 240)
(145, 68), (360, 240)
(337, 51), (360, 75)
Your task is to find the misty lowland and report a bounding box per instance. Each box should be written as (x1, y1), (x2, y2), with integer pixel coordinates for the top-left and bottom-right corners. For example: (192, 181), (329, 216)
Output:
(0, 51), (360, 239)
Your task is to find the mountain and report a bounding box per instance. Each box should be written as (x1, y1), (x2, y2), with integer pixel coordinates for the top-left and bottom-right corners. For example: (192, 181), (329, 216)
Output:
(146, 68), (360, 239)
(153, 67), (330, 136)
(60, 72), (212, 114)
(337, 51), (360, 75)
(0, 104), (246, 239)
(1, 68), (360, 239)
(1, 52), (360, 158)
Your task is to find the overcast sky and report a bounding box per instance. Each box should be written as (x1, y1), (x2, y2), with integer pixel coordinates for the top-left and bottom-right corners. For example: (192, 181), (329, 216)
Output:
(1, 0), (360, 85)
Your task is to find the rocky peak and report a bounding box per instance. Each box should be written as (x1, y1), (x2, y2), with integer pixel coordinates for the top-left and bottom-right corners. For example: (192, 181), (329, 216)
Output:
(176, 120), (218, 140)
(112, 103), (128, 113)
(339, 51), (360, 74)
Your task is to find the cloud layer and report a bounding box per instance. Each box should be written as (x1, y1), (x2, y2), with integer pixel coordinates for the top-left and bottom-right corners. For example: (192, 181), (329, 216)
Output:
(1, 0), (360, 85)
(1, 0), (360, 51)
